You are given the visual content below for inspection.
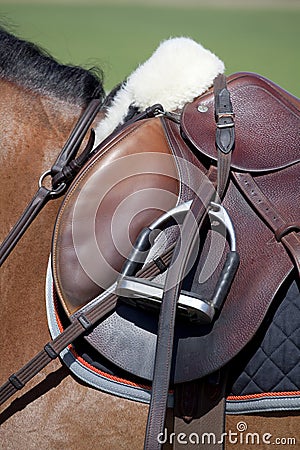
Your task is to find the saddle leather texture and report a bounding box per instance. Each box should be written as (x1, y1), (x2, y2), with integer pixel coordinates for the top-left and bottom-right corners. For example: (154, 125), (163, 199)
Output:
(182, 72), (299, 172)
(52, 118), (180, 314)
(52, 72), (299, 385)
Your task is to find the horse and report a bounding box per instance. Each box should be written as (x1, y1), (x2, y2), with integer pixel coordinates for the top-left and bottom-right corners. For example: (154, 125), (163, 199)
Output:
(0, 28), (299, 450)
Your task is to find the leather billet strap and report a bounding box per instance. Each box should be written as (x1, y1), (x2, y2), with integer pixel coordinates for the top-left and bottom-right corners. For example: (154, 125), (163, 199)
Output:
(213, 74), (235, 199)
(0, 99), (102, 267)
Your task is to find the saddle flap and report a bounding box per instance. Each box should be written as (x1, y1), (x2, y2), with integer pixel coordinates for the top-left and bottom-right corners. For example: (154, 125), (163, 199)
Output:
(181, 72), (300, 172)
(52, 117), (180, 316)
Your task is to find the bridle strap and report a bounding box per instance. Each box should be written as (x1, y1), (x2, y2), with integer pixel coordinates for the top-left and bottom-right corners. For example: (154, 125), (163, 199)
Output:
(0, 99), (102, 267)
(0, 186), (52, 266)
(51, 99), (102, 186)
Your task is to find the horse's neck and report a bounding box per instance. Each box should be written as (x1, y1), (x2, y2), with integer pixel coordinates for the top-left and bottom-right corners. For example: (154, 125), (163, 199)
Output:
(0, 80), (84, 236)
(0, 81), (90, 372)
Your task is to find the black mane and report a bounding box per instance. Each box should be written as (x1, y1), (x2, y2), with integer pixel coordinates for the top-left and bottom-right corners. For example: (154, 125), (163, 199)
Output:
(0, 27), (105, 106)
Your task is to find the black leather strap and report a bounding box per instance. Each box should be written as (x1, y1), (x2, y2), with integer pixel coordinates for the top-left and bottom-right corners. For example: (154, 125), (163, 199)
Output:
(51, 99), (102, 187)
(214, 74), (235, 199)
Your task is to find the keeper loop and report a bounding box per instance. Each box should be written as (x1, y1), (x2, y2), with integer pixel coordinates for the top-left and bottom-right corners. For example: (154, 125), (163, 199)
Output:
(9, 374), (24, 390)
(44, 343), (58, 360)
(275, 223), (300, 241)
(78, 314), (93, 331)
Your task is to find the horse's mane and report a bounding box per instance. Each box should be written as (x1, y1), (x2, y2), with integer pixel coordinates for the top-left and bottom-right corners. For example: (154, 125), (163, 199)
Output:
(0, 27), (105, 105)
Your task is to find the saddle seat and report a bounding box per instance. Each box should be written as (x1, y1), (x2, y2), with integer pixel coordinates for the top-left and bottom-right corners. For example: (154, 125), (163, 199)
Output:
(51, 72), (299, 386)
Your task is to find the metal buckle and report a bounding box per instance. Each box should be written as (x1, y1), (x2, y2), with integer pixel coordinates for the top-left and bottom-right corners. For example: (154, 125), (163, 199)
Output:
(216, 112), (235, 129)
(39, 170), (66, 197)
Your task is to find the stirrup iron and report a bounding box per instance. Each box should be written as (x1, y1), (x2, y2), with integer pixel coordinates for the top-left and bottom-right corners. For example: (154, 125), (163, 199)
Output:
(116, 201), (239, 323)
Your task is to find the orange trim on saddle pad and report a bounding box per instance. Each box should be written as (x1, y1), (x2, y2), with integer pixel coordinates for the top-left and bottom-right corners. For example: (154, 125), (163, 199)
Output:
(227, 391), (300, 401)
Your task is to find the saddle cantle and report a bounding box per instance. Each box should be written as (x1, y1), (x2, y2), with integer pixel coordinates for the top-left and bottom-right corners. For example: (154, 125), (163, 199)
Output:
(51, 72), (299, 387)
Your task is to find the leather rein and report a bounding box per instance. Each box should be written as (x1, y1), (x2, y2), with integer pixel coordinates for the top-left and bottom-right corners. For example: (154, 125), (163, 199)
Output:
(0, 98), (102, 266)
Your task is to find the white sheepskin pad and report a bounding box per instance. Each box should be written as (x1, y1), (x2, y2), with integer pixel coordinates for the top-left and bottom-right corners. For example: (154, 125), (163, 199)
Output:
(95, 37), (224, 145)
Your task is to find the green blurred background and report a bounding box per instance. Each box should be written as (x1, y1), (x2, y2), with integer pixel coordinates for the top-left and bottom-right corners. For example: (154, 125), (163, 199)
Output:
(0, 1), (299, 96)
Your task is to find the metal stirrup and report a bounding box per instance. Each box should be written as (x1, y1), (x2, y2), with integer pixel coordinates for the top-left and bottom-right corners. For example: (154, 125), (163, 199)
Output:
(116, 201), (239, 323)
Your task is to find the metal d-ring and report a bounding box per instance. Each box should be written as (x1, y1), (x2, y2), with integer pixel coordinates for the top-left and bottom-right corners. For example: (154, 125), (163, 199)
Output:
(39, 170), (66, 197)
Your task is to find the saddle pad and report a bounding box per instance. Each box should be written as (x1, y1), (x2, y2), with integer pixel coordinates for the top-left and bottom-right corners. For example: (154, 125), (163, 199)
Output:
(230, 278), (300, 394)
(46, 261), (300, 413)
(228, 277), (300, 413)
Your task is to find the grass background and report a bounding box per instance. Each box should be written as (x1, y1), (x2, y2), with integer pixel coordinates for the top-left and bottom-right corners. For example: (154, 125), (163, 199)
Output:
(0, 1), (299, 96)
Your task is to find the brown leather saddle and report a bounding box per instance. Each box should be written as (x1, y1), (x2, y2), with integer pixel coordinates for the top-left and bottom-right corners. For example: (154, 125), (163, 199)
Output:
(52, 71), (299, 383)
(1, 71), (298, 449)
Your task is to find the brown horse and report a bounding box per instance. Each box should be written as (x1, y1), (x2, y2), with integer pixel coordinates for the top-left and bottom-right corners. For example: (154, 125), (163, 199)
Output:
(0, 28), (299, 450)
